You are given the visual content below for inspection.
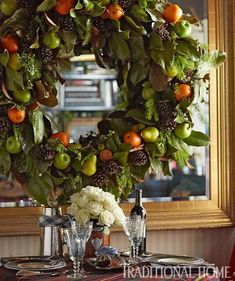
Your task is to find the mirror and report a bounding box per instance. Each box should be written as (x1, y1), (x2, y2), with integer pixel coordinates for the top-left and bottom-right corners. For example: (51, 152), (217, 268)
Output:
(0, 0), (209, 204)
(0, 0), (234, 235)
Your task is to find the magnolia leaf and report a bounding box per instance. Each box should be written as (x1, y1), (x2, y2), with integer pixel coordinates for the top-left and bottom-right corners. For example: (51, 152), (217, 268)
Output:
(27, 173), (53, 206)
(29, 110), (45, 144)
(149, 32), (164, 50)
(2, 83), (12, 100)
(123, 15), (147, 35)
(112, 152), (129, 166)
(0, 148), (11, 175)
(38, 94), (58, 107)
(17, 122), (34, 153)
(5, 67), (24, 91)
(108, 33), (130, 61)
(128, 36), (148, 59)
(184, 130), (210, 147)
(0, 50), (9, 66)
(37, 0), (56, 12)
(60, 31), (77, 54)
(129, 61), (149, 85)
(149, 62), (168, 91)
(124, 108), (157, 125)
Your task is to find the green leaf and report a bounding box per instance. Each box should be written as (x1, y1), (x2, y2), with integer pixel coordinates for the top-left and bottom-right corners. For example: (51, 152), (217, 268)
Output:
(184, 130), (210, 147)
(0, 148), (11, 175)
(27, 172), (53, 206)
(149, 32), (164, 50)
(172, 150), (190, 169)
(59, 31), (77, 54)
(37, 0), (56, 12)
(128, 36), (148, 59)
(196, 50), (226, 78)
(162, 160), (172, 176)
(124, 109), (157, 125)
(149, 62), (168, 91)
(123, 15), (147, 35)
(0, 50), (9, 67)
(16, 122), (34, 153)
(145, 98), (159, 121)
(113, 152), (129, 166)
(5, 67), (24, 91)
(129, 61), (150, 85)
(149, 156), (161, 174)
(108, 33), (130, 61)
(29, 110), (45, 144)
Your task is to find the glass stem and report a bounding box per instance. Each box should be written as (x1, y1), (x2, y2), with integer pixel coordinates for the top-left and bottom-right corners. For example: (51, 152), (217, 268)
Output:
(73, 259), (80, 277)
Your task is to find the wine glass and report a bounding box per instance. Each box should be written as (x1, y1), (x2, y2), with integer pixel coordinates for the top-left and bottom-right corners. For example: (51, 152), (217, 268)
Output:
(122, 216), (145, 264)
(64, 221), (93, 279)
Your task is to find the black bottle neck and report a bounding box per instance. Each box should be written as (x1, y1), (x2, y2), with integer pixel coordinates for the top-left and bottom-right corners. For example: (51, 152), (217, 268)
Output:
(135, 189), (143, 207)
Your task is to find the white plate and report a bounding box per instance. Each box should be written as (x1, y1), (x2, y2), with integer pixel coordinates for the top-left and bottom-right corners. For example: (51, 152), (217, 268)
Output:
(4, 258), (66, 271)
(157, 256), (204, 266)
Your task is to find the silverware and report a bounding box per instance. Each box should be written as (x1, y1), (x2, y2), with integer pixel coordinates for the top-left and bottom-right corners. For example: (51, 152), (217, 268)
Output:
(16, 270), (61, 277)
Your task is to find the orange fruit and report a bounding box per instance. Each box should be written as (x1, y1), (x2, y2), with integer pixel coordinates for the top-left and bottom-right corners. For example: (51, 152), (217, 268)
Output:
(107, 4), (124, 20)
(54, 0), (75, 15)
(99, 149), (113, 162)
(162, 4), (182, 23)
(174, 84), (192, 102)
(123, 131), (142, 148)
(7, 107), (26, 124)
(1, 34), (19, 54)
(51, 132), (69, 147)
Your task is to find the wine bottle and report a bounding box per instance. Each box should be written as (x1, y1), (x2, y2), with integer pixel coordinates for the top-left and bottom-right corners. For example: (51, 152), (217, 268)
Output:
(130, 188), (146, 255)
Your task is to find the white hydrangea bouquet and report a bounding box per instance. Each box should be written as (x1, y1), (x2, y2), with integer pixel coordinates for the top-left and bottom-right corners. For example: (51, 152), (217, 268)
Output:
(67, 186), (126, 228)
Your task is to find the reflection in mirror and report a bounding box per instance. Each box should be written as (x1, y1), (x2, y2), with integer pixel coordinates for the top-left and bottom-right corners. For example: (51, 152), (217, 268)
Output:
(0, 0), (209, 206)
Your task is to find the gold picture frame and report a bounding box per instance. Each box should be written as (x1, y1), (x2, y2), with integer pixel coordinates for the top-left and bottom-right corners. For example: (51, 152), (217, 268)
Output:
(0, 0), (234, 236)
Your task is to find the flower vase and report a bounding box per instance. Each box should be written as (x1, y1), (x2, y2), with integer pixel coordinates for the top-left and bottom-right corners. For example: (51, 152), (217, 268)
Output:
(39, 207), (64, 258)
(85, 226), (110, 258)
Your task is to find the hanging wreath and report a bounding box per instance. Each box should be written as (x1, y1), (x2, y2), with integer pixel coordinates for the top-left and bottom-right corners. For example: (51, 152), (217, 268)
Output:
(0, 0), (225, 206)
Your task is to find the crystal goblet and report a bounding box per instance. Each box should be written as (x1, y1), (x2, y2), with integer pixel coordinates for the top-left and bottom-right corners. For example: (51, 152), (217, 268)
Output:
(64, 221), (93, 279)
(122, 216), (145, 264)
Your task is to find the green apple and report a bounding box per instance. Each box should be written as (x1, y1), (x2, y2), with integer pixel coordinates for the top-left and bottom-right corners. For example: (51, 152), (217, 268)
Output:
(13, 89), (31, 103)
(174, 123), (192, 139)
(5, 136), (22, 154)
(165, 65), (179, 78)
(174, 20), (192, 38)
(0, 0), (17, 16)
(53, 152), (71, 170)
(43, 32), (61, 49)
(140, 127), (159, 143)
(141, 87), (155, 100)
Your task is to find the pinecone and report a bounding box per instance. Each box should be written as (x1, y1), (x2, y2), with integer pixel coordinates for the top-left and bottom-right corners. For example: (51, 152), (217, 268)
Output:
(155, 23), (171, 40)
(0, 119), (11, 134)
(55, 15), (75, 31)
(93, 172), (107, 187)
(128, 150), (148, 166)
(118, 0), (135, 9)
(38, 143), (56, 160)
(18, 0), (41, 10)
(105, 160), (120, 175)
(50, 166), (61, 178)
(36, 47), (55, 63)
(157, 100), (177, 132)
(19, 39), (32, 53)
(92, 17), (105, 31)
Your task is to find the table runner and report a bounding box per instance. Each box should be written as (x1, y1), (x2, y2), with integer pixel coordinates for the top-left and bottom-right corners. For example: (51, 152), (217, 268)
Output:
(0, 263), (220, 281)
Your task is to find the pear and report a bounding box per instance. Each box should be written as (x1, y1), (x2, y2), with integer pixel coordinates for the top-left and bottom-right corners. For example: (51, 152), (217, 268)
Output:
(81, 155), (97, 176)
